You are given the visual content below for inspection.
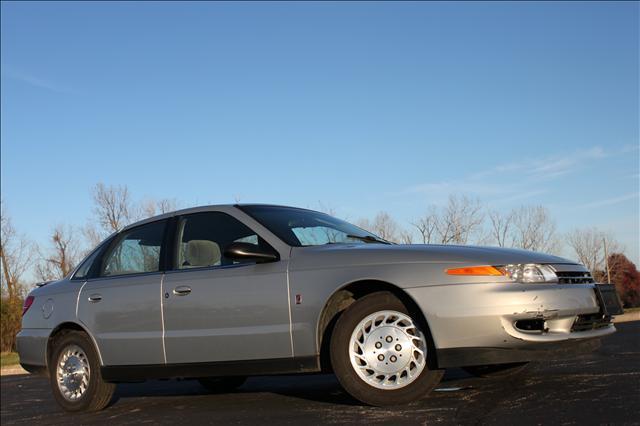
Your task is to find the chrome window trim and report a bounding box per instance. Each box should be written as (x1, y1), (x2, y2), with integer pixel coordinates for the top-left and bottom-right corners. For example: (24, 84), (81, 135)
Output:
(85, 270), (166, 283)
(163, 261), (279, 276)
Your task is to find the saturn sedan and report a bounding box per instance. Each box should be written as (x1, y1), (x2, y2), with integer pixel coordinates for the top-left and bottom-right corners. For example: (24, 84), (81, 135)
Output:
(17, 204), (622, 411)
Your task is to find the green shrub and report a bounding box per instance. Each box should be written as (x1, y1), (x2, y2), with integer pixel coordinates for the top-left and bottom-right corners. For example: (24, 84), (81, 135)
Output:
(0, 297), (23, 353)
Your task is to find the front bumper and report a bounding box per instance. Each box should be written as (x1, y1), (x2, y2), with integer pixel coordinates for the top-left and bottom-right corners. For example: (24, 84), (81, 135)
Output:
(406, 282), (616, 367)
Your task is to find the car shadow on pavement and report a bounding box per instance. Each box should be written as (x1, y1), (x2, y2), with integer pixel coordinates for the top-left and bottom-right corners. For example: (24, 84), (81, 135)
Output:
(110, 374), (361, 406)
(109, 369), (476, 408)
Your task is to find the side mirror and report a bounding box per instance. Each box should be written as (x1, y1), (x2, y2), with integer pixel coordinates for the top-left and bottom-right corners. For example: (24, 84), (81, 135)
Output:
(223, 242), (279, 263)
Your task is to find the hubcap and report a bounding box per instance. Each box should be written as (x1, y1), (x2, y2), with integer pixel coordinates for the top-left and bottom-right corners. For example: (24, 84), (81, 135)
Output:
(56, 345), (90, 401)
(349, 310), (427, 390)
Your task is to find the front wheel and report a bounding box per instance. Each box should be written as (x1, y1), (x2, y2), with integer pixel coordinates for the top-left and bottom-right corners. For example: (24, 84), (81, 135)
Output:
(330, 292), (443, 406)
(49, 331), (116, 412)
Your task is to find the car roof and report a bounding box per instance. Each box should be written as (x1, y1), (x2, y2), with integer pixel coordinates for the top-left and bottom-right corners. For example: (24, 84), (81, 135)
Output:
(119, 203), (318, 232)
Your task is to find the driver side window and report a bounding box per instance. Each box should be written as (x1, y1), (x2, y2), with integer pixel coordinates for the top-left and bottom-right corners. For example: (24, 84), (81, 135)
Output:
(174, 212), (270, 270)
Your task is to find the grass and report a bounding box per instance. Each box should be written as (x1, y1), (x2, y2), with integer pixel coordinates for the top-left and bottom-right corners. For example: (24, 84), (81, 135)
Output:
(1, 352), (20, 368)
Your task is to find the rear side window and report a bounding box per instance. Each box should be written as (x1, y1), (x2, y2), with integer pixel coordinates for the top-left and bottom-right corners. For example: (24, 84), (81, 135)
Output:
(174, 212), (271, 269)
(101, 221), (167, 277)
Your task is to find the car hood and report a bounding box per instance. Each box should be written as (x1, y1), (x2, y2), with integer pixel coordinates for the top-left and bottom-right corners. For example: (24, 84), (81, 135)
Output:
(290, 243), (576, 268)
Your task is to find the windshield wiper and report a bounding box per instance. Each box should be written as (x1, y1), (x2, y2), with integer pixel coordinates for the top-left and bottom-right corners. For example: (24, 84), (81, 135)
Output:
(346, 234), (391, 244)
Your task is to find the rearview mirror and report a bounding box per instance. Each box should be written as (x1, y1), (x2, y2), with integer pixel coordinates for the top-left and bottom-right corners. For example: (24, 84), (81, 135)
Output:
(224, 242), (279, 263)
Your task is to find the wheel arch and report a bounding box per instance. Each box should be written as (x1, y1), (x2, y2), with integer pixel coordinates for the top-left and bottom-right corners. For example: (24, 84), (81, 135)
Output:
(47, 321), (104, 370)
(316, 279), (437, 372)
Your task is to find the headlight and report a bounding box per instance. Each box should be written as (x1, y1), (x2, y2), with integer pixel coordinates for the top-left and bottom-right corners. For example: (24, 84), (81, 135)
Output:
(445, 263), (558, 283)
(497, 264), (558, 283)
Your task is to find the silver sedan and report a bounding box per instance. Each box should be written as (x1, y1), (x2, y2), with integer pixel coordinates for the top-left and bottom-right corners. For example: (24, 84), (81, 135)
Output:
(17, 204), (622, 411)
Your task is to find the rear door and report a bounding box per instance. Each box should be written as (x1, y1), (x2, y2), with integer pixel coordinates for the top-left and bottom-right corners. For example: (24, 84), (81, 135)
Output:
(77, 220), (167, 366)
(162, 211), (292, 364)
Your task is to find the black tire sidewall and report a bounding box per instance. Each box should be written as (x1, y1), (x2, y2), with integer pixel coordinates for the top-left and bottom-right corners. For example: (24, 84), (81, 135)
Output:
(330, 292), (443, 406)
(49, 331), (105, 412)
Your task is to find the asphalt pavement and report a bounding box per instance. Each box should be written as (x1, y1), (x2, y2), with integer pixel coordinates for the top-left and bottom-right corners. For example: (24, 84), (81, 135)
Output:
(2, 322), (639, 425)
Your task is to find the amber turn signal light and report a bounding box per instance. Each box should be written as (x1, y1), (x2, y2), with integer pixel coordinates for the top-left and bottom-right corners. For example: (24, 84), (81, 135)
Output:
(445, 266), (504, 276)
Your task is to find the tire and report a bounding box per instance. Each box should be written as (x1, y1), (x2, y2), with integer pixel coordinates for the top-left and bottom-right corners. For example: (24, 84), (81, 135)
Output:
(197, 376), (247, 393)
(330, 291), (443, 406)
(49, 330), (116, 412)
(463, 362), (528, 378)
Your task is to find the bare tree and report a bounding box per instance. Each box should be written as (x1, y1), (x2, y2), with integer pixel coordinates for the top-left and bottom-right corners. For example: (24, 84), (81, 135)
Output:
(140, 198), (179, 218)
(411, 197), (484, 245)
(85, 183), (139, 247)
(88, 184), (179, 247)
(140, 199), (158, 219)
(399, 230), (414, 244)
(157, 198), (179, 214)
(355, 218), (372, 233)
(0, 203), (33, 300)
(510, 205), (558, 252)
(82, 224), (103, 250)
(316, 202), (336, 217)
(36, 225), (82, 281)
(411, 206), (439, 244)
(488, 209), (515, 247)
(355, 213), (399, 242)
(426, 195), (485, 245)
(372, 212), (400, 242)
(566, 227), (620, 274)
(92, 183), (136, 234)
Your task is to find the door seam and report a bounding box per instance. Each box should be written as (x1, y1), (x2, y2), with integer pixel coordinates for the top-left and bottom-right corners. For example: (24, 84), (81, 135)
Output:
(76, 280), (87, 318)
(286, 262), (295, 357)
(160, 273), (167, 364)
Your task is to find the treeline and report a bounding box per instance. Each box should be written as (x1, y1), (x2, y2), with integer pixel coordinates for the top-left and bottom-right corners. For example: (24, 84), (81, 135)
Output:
(1, 184), (638, 351)
(1, 183), (179, 300)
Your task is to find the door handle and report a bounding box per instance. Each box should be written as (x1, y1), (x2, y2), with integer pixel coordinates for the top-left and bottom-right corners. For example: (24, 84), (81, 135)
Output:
(173, 286), (192, 296)
(88, 294), (102, 303)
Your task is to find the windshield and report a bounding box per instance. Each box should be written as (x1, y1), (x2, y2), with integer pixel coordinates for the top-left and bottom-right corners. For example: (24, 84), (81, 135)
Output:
(238, 205), (387, 247)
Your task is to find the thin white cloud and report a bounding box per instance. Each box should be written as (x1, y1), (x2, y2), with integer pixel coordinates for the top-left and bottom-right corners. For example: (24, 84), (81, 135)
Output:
(524, 146), (609, 180)
(620, 144), (640, 154)
(491, 189), (549, 204)
(401, 145), (634, 206)
(526, 157), (575, 180)
(578, 192), (639, 209)
(582, 146), (607, 159)
(1, 67), (74, 93)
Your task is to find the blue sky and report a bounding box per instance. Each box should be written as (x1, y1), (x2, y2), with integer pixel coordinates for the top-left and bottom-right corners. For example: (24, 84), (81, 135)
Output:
(1, 2), (638, 265)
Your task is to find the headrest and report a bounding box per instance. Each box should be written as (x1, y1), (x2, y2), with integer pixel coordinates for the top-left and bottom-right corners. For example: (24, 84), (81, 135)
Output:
(185, 240), (221, 267)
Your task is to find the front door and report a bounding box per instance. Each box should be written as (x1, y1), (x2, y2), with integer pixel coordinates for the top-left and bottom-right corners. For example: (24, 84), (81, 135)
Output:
(161, 211), (292, 364)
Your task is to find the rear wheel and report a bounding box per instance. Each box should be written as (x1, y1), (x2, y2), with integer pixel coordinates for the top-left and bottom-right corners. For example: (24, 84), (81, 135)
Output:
(463, 362), (528, 378)
(49, 331), (116, 412)
(197, 376), (247, 393)
(330, 292), (443, 406)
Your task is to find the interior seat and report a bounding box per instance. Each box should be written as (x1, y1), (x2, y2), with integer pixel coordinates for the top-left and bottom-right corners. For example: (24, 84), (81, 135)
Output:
(183, 239), (221, 268)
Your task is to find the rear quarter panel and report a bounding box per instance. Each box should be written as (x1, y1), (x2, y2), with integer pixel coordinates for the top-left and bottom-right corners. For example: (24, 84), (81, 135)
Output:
(19, 279), (88, 366)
